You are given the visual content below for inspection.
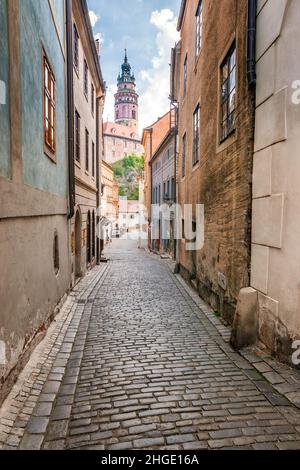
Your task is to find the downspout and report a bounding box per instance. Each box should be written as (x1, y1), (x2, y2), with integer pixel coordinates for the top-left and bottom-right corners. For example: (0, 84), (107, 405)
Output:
(149, 129), (153, 251)
(247, 0), (257, 87)
(66, 0), (75, 219)
(96, 96), (101, 264)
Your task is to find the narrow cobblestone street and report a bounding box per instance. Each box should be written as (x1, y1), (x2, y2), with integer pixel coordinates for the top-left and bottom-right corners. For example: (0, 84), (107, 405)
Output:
(1, 239), (300, 451)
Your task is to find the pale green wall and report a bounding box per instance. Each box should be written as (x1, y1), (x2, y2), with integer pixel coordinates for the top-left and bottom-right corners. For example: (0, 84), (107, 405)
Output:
(20, 0), (67, 197)
(0, 0), (11, 179)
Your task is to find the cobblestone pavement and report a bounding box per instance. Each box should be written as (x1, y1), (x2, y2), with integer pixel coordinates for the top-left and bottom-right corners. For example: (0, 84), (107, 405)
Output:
(1, 239), (300, 450)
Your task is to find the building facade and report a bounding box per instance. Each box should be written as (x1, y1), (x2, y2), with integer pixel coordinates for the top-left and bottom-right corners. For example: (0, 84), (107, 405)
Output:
(142, 112), (173, 233)
(150, 129), (176, 257)
(119, 199), (140, 234)
(103, 122), (143, 165)
(233, 0), (300, 363)
(0, 0), (71, 403)
(101, 160), (119, 236)
(71, 0), (105, 283)
(174, 0), (255, 324)
(115, 50), (139, 132)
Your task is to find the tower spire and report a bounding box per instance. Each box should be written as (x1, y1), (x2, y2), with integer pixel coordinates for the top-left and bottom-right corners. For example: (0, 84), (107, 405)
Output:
(115, 49), (139, 133)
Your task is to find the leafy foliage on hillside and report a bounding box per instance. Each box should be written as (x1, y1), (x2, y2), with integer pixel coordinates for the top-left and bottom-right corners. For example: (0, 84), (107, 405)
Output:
(113, 155), (144, 201)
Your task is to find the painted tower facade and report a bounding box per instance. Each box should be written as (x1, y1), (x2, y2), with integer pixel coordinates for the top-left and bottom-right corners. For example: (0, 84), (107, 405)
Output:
(115, 50), (139, 133)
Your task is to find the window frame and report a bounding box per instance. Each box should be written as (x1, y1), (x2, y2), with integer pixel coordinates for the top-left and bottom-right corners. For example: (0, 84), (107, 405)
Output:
(192, 105), (200, 166)
(74, 24), (79, 71)
(43, 51), (56, 160)
(75, 109), (81, 162)
(85, 128), (89, 172)
(183, 54), (188, 97)
(91, 83), (95, 115)
(182, 132), (186, 177)
(195, 0), (203, 59)
(92, 141), (95, 178)
(84, 59), (89, 100)
(220, 43), (236, 142)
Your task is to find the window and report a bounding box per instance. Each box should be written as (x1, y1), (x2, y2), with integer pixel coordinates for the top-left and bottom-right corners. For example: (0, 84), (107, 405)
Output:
(220, 44), (236, 141)
(132, 110), (136, 119)
(195, 1), (203, 58)
(171, 178), (175, 200)
(74, 24), (79, 70)
(182, 133), (186, 177)
(75, 110), (80, 162)
(53, 231), (59, 275)
(92, 211), (95, 259)
(85, 128), (89, 171)
(183, 54), (188, 97)
(193, 105), (200, 166)
(92, 141), (95, 177)
(91, 84), (95, 114)
(43, 53), (56, 155)
(158, 184), (161, 204)
(84, 60), (88, 98)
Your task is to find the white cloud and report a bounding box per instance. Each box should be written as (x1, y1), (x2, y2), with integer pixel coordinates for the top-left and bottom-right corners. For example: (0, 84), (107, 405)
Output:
(94, 32), (105, 46)
(104, 84), (117, 123)
(89, 10), (99, 28)
(138, 9), (179, 132)
(102, 9), (179, 136)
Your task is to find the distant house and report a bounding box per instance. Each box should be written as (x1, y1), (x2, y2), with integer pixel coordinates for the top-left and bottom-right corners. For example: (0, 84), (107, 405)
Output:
(119, 198), (140, 233)
(103, 122), (143, 165)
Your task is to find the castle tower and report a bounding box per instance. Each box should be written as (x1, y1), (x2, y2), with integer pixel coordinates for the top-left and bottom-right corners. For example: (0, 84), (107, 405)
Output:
(114, 50), (139, 133)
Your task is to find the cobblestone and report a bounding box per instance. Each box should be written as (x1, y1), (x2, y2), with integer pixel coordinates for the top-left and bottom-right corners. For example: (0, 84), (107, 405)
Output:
(1, 239), (300, 450)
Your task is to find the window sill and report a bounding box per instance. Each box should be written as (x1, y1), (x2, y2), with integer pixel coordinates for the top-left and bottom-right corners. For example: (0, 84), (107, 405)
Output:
(192, 161), (200, 173)
(73, 64), (79, 78)
(44, 145), (56, 163)
(216, 129), (237, 154)
(194, 50), (202, 73)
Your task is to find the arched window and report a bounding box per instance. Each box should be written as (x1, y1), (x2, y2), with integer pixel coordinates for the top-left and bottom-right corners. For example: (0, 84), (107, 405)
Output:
(86, 211), (91, 265)
(53, 231), (59, 275)
(92, 211), (95, 259)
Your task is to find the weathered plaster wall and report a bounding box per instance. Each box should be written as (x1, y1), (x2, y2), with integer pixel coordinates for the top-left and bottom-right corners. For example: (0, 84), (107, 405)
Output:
(251, 0), (300, 361)
(104, 135), (143, 164)
(0, 215), (70, 377)
(20, 0), (67, 197)
(0, 0), (10, 179)
(0, 0), (71, 404)
(177, 0), (254, 323)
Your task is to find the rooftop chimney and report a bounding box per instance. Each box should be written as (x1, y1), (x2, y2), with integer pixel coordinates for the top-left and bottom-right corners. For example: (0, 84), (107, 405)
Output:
(95, 39), (100, 56)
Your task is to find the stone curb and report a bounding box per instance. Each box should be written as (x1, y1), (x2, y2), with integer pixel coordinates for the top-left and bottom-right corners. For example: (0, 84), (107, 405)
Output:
(157, 254), (300, 411)
(0, 264), (108, 450)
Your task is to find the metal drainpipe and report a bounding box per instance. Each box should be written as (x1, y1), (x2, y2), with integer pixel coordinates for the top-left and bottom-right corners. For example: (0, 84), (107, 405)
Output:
(149, 129), (153, 251)
(96, 96), (101, 264)
(247, 0), (257, 87)
(66, 0), (75, 220)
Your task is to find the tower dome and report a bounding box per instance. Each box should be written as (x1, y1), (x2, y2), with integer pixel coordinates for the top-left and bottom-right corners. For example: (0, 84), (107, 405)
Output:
(114, 50), (139, 133)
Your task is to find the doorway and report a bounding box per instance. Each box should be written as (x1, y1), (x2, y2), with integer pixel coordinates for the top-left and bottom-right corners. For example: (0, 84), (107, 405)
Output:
(75, 210), (82, 278)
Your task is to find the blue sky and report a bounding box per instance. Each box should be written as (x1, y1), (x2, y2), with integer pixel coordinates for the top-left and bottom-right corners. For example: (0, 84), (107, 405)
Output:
(87, 0), (181, 133)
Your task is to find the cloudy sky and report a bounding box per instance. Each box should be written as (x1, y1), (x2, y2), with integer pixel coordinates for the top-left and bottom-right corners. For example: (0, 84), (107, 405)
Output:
(87, 0), (181, 134)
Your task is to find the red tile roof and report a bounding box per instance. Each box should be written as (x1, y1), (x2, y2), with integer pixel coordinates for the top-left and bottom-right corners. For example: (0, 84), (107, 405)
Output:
(103, 122), (140, 141)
